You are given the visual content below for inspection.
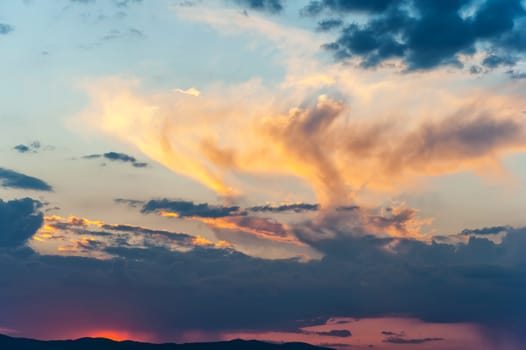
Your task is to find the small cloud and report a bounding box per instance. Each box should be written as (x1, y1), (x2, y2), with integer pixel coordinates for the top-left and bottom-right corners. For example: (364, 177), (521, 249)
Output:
(0, 23), (14, 35)
(81, 151), (148, 168)
(234, 0), (283, 13)
(317, 18), (343, 31)
(0, 168), (52, 191)
(102, 28), (144, 41)
(175, 87), (201, 97)
(114, 198), (145, 208)
(81, 154), (102, 159)
(381, 331), (405, 337)
(461, 226), (511, 236)
(314, 330), (352, 337)
(13, 145), (30, 153)
(12, 141), (43, 154)
(248, 203), (319, 213)
(383, 337), (444, 344)
(141, 199), (242, 218)
(104, 151), (136, 163)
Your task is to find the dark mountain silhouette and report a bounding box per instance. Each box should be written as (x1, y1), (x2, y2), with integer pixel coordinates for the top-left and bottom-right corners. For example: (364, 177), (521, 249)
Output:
(0, 334), (334, 350)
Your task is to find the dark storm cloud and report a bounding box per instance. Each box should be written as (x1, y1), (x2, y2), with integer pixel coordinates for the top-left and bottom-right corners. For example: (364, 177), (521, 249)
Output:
(0, 168), (52, 191)
(1, 195), (526, 342)
(0, 23), (14, 35)
(461, 226), (511, 236)
(141, 199), (243, 218)
(234, 0), (283, 13)
(248, 203), (320, 213)
(319, 0), (526, 70)
(2, 222), (525, 341)
(81, 151), (149, 168)
(0, 198), (43, 247)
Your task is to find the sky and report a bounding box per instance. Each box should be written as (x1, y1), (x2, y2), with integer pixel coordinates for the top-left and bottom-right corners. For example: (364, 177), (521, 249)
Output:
(1, 0), (526, 349)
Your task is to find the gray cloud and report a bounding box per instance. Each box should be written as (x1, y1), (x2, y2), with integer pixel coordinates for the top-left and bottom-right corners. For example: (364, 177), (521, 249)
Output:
(461, 226), (511, 236)
(234, 0), (283, 13)
(315, 0), (526, 70)
(0, 168), (52, 191)
(302, 0), (397, 16)
(114, 198), (145, 207)
(317, 18), (344, 31)
(0, 198), (43, 247)
(1, 194), (526, 344)
(141, 199), (243, 218)
(248, 203), (320, 213)
(13, 141), (41, 154)
(0, 23), (14, 35)
(82, 151), (149, 168)
(70, 0), (142, 6)
(383, 337), (444, 344)
(13, 145), (30, 153)
(313, 330), (352, 337)
(482, 54), (518, 68)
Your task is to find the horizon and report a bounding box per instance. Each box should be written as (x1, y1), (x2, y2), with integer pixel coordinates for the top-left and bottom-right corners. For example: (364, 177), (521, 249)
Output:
(1, 1), (526, 349)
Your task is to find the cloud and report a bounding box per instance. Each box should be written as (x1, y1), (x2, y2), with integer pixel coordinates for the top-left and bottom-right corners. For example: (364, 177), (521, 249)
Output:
(77, 77), (526, 207)
(13, 145), (30, 153)
(316, 18), (343, 31)
(114, 198), (145, 207)
(31, 214), (234, 259)
(82, 151), (149, 168)
(508, 70), (526, 80)
(248, 203), (320, 213)
(320, 0), (526, 70)
(234, 0), (283, 13)
(3, 224), (526, 342)
(381, 330), (405, 336)
(13, 141), (41, 154)
(302, 0), (397, 16)
(312, 330), (352, 337)
(0, 23), (14, 35)
(102, 28), (144, 41)
(0, 198), (43, 247)
(175, 87), (201, 97)
(0, 168), (53, 191)
(461, 226), (511, 236)
(141, 199), (243, 218)
(482, 54), (518, 68)
(1, 198), (526, 343)
(383, 336), (444, 344)
(70, 0), (142, 6)
(104, 151), (137, 162)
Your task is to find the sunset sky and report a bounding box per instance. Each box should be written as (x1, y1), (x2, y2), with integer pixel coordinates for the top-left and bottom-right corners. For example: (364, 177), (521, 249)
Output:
(1, 0), (526, 349)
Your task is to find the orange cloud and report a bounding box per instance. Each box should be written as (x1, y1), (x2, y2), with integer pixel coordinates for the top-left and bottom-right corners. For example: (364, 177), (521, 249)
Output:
(31, 214), (234, 257)
(194, 216), (303, 245)
(77, 77), (526, 209)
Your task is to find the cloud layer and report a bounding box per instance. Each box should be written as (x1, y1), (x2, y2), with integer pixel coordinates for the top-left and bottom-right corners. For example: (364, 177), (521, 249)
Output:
(1, 199), (525, 344)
